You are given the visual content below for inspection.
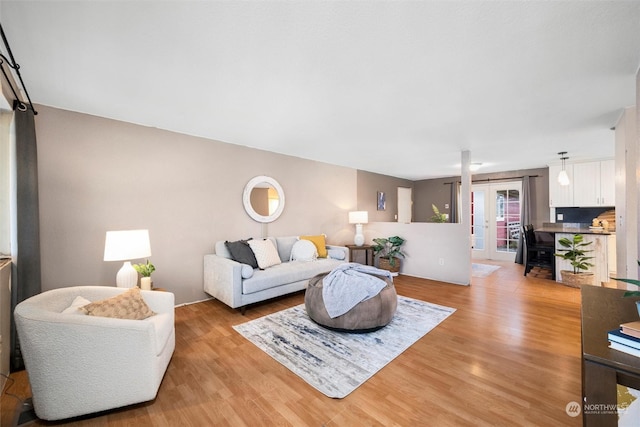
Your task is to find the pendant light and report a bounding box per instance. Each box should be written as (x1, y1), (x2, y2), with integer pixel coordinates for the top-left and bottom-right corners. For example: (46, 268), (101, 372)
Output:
(557, 151), (570, 186)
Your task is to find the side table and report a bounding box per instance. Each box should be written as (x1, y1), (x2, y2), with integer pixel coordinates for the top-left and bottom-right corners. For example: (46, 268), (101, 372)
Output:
(346, 244), (375, 266)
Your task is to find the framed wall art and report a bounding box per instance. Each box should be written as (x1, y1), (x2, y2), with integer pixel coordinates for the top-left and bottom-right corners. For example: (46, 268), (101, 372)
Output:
(377, 191), (386, 211)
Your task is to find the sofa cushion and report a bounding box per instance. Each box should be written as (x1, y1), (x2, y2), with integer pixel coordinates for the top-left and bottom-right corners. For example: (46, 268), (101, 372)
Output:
(242, 258), (344, 295)
(225, 239), (258, 268)
(290, 239), (317, 261)
(81, 287), (156, 320)
(275, 236), (298, 262)
(215, 241), (232, 259)
(300, 235), (328, 258)
(247, 238), (282, 269)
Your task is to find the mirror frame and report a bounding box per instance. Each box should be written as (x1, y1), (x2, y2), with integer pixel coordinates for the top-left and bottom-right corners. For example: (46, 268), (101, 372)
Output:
(242, 175), (286, 223)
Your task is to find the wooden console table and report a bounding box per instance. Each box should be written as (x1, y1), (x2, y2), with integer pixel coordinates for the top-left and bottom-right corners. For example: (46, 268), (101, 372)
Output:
(581, 285), (640, 426)
(346, 244), (374, 266)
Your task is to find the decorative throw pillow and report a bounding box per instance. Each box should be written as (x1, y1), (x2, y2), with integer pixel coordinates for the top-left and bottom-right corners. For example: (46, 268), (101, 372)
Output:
(225, 239), (259, 269)
(62, 296), (91, 314)
(300, 235), (328, 258)
(247, 238), (282, 269)
(290, 239), (318, 262)
(240, 263), (255, 279)
(81, 287), (155, 320)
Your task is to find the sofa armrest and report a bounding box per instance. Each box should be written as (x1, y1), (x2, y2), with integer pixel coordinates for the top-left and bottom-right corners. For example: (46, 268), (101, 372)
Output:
(326, 244), (349, 261)
(203, 254), (244, 308)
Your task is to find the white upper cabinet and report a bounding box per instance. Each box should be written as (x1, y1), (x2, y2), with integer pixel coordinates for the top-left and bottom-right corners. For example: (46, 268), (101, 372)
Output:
(599, 159), (615, 206)
(551, 159), (615, 208)
(573, 160), (615, 207)
(549, 163), (574, 207)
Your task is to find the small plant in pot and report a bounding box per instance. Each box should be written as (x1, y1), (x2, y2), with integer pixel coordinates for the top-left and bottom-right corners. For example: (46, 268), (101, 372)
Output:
(133, 260), (155, 290)
(555, 234), (594, 287)
(430, 204), (448, 223)
(372, 236), (406, 273)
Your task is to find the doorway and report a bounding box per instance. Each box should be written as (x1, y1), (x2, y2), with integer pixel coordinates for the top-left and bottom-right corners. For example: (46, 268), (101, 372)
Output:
(472, 182), (522, 261)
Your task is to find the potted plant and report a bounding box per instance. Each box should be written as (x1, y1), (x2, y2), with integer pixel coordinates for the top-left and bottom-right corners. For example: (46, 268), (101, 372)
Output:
(372, 236), (406, 273)
(133, 260), (156, 290)
(430, 204), (447, 223)
(555, 234), (594, 287)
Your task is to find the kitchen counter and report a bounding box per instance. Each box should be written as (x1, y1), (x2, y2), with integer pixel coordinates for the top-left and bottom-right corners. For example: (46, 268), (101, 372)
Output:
(535, 226), (616, 285)
(535, 226), (614, 235)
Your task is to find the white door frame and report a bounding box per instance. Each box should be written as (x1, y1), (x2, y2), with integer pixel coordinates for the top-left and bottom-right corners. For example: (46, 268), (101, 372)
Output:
(472, 181), (522, 261)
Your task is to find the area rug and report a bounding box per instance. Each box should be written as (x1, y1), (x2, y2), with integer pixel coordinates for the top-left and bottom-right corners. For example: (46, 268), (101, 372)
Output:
(472, 263), (501, 278)
(233, 296), (455, 398)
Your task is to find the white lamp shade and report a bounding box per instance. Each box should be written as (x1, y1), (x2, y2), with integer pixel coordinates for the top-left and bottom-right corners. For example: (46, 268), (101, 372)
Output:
(557, 169), (570, 186)
(104, 229), (152, 261)
(349, 211), (369, 224)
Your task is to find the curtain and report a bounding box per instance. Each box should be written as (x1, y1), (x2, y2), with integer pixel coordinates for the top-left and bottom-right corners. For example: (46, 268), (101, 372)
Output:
(450, 181), (460, 223)
(515, 175), (531, 264)
(10, 102), (41, 371)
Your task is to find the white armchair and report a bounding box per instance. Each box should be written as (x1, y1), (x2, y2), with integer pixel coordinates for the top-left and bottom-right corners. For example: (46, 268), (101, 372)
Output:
(14, 286), (175, 421)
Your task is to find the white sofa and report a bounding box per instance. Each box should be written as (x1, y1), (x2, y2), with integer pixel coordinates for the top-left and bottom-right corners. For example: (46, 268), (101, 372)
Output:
(204, 236), (348, 312)
(14, 286), (175, 421)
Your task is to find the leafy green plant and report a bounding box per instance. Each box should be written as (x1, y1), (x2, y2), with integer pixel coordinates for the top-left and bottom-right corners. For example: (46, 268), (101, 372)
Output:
(554, 234), (594, 274)
(430, 204), (447, 223)
(612, 260), (640, 297)
(372, 236), (406, 267)
(133, 260), (155, 277)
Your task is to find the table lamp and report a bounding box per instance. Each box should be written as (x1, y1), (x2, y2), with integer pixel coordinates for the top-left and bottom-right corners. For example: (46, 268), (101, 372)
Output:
(104, 229), (152, 288)
(348, 211), (368, 246)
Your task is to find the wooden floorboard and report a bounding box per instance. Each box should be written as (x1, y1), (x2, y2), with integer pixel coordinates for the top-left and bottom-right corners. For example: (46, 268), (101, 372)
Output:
(1, 261), (583, 426)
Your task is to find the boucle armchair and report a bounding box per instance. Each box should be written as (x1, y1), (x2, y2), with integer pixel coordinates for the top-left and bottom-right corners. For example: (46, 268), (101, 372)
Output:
(14, 286), (175, 421)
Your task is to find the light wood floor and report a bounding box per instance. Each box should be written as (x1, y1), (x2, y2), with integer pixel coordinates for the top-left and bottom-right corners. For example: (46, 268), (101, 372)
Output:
(2, 262), (582, 426)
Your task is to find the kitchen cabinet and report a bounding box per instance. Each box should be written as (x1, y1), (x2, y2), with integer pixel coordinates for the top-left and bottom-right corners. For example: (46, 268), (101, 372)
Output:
(548, 163), (573, 207)
(573, 160), (615, 207)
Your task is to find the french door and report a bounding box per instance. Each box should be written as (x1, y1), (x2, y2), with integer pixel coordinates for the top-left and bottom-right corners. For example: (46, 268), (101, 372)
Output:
(472, 182), (522, 261)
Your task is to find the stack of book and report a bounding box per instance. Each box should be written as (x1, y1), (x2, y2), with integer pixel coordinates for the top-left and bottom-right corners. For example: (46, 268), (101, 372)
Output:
(608, 321), (640, 357)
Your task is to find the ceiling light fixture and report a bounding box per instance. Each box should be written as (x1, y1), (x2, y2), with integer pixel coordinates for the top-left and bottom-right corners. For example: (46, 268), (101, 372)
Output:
(557, 152), (570, 186)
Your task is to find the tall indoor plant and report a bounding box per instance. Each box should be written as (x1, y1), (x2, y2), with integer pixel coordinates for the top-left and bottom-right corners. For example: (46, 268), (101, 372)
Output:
(372, 236), (406, 273)
(555, 234), (594, 287)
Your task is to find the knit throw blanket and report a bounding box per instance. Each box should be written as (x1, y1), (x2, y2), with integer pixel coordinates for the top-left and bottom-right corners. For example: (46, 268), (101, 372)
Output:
(322, 263), (392, 318)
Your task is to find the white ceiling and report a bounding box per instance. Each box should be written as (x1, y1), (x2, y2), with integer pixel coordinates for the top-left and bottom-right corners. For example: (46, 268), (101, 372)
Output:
(2, 1), (639, 180)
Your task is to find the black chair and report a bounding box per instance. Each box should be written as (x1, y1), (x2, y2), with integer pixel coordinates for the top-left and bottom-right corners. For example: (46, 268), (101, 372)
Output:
(522, 224), (556, 280)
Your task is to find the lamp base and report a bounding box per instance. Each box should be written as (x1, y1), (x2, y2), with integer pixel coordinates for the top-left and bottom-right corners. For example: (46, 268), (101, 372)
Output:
(354, 224), (365, 246)
(116, 261), (138, 288)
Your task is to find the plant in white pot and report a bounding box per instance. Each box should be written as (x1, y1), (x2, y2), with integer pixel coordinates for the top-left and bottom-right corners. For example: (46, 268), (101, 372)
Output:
(133, 260), (155, 290)
(372, 236), (406, 273)
(555, 234), (594, 287)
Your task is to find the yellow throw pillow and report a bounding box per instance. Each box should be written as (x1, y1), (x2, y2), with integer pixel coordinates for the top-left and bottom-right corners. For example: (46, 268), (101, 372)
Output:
(81, 287), (155, 320)
(300, 235), (327, 258)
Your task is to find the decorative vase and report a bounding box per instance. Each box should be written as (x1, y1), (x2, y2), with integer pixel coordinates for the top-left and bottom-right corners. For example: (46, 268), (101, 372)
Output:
(140, 276), (152, 291)
(637, 301), (640, 317)
(378, 257), (401, 273)
(559, 270), (594, 288)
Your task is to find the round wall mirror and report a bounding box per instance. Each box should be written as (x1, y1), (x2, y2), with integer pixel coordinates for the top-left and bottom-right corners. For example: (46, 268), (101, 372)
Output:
(242, 176), (285, 223)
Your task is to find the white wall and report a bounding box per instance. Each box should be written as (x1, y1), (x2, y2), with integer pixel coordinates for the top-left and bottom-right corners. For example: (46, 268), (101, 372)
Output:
(365, 222), (471, 285)
(615, 106), (638, 280)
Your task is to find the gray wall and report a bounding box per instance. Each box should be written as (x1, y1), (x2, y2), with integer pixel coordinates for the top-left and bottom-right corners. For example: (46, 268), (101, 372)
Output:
(356, 170), (413, 222)
(36, 106), (357, 304)
(413, 167), (550, 226)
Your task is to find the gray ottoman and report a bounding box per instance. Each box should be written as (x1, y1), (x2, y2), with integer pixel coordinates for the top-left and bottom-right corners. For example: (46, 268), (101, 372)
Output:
(304, 272), (398, 332)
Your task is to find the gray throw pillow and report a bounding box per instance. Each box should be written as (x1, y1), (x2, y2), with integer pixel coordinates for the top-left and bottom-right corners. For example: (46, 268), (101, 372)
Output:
(225, 239), (258, 269)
